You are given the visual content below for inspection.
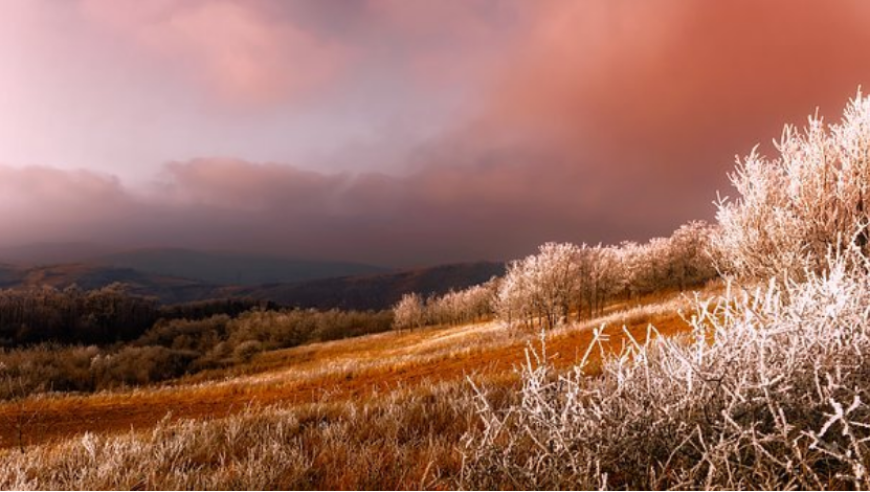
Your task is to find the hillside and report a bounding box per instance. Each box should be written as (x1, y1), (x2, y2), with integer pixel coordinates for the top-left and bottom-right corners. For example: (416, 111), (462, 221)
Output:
(0, 244), (389, 286)
(0, 263), (18, 286)
(0, 292), (691, 454)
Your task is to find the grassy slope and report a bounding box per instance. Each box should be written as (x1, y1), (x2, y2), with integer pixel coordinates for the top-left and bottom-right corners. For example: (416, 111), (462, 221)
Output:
(0, 291), (694, 451)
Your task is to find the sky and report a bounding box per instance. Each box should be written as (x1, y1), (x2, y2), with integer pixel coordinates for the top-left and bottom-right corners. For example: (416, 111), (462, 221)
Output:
(1, 0), (870, 266)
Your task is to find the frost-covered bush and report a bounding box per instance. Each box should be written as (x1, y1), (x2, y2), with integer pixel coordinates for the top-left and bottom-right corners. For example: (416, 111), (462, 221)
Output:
(463, 250), (870, 490)
(717, 91), (870, 280)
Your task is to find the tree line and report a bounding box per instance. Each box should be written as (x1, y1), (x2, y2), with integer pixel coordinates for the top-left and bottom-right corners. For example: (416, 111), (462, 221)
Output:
(497, 221), (716, 329)
(0, 298), (392, 398)
(394, 221), (717, 330)
(392, 279), (499, 330)
(0, 283), (270, 347)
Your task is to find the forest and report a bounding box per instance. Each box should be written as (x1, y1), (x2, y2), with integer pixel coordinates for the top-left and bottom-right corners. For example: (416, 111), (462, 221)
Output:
(0, 288), (391, 397)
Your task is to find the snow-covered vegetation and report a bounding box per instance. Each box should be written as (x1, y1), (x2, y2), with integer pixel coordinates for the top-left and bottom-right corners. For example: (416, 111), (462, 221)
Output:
(716, 91), (870, 280)
(465, 250), (870, 489)
(393, 280), (500, 329)
(494, 221), (716, 330)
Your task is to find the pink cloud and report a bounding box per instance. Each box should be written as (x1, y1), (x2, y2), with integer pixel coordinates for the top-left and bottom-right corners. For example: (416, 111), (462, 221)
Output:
(79, 0), (347, 105)
(74, 0), (521, 108)
(4, 1), (870, 267)
(0, 165), (137, 240)
(159, 158), (349, 212)
(450, 0), (870, 227)
(0, 165), (126, 207)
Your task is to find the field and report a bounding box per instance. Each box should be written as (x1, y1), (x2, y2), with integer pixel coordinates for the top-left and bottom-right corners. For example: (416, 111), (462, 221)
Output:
(0, 292), (693, 489)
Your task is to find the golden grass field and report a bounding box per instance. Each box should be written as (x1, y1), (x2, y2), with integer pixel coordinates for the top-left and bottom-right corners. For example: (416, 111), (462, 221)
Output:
(0, 291), (701, 489)
(0, 294), (693, 450)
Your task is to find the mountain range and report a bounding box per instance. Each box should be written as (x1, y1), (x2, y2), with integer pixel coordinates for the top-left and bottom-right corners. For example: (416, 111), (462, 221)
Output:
(0, 244), (387, 285)
(0, 244), (504, 310)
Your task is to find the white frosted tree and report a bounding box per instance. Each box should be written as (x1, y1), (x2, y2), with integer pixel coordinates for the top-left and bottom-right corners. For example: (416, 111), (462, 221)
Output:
(667, 220), (717, 290)
(496, 242), (583, 329)
(626, 237), (671, 296)
(392, 293), (426, 330)
(496, 262), (535, 328)
(616, 241), (643, 300)
(429, 283), (496, 326)
(716, 91), (870, 280)
(493, 224), (718, 328)
(575, 245), (620, 318)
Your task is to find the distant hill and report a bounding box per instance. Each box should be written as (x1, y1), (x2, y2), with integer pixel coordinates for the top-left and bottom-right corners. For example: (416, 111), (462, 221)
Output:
(236, 262), (506, 311)
(0, 257), (504, 310)
(0, 263), (20, 287)
(0, 244), (390, 286)
(0, 263), (223, 304)
(91, 248), (390, 286)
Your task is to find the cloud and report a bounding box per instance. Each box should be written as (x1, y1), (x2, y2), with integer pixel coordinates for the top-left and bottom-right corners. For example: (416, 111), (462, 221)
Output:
(0, 165), (137, 240)
(0, 155), (692, 266)
(438, 0), (870, 241)
(159, 158), (349, 212)
(75, 0), (516, 107)
(4, 2), (870, 267)
(79, 0), (348, 105)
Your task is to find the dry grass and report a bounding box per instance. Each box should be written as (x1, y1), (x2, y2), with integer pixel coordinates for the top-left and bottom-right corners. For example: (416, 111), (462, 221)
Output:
(0, 291), (695, 489)
(0, 383), (489, 490)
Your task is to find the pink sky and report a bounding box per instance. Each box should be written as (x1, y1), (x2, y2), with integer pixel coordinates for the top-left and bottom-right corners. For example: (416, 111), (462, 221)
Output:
(1, 0), (870, 266)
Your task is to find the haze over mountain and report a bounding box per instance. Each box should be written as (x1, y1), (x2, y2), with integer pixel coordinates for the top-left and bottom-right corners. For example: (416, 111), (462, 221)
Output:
(0, 262), (219, 303)
(0, 243), (119, 266)
(236, 261), (506, 311)
(0, 244), (388, 285)
(92, 248), (389, 286)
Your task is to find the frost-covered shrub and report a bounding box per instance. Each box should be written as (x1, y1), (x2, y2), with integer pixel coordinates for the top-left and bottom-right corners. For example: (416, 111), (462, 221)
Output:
(463, 251), (870, 490)
(717, 91), (870, 280)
